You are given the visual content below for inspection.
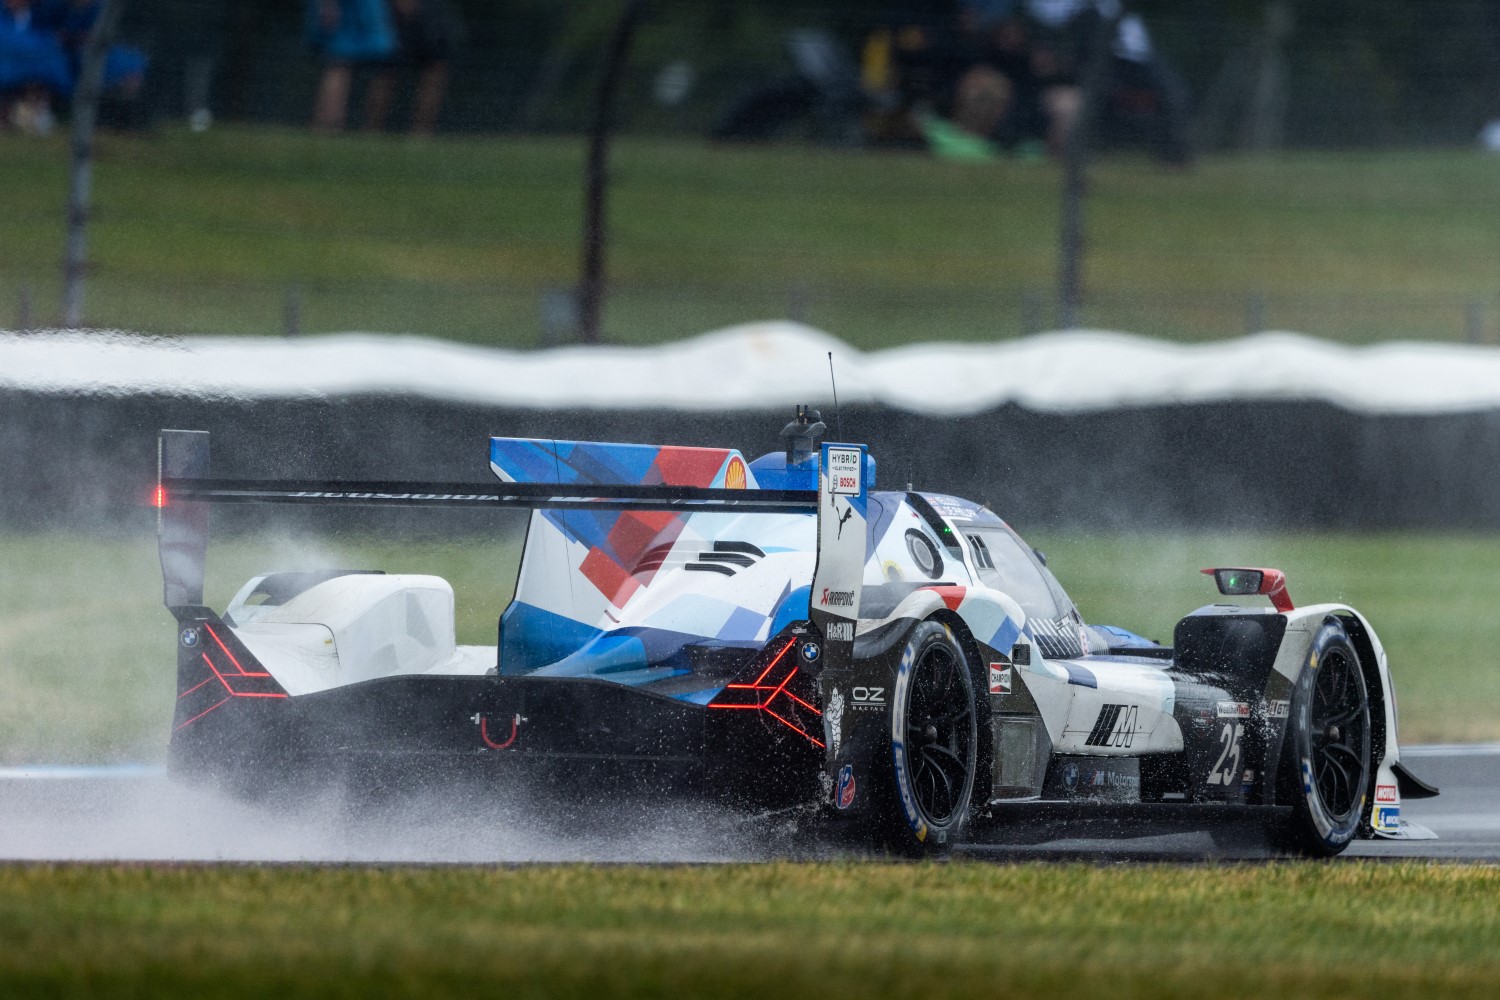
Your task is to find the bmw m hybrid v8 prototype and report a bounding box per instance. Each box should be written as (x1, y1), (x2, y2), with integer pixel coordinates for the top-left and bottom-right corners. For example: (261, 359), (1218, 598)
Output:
(157, 410), (1436, 856)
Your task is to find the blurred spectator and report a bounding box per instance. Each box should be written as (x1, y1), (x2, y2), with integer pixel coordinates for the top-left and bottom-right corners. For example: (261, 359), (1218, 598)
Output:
(0, 0), (71, 134)
(952, 2), (1044, 149)
(1022, 0), (1097, 155)
(363, 0), (461, 136)
(306, 0), (396, 132)
(41, 0), (148, 98)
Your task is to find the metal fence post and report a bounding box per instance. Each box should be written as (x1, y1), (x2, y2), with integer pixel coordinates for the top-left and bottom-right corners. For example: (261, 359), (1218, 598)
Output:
(17, 285), (33, 333)
(787, 282), (808, 325)
(1021, 290), (1042, 334)
(1246, 291), (1267, 334)
(282, 285), (301, 338)
(1465, 301), (1484, 344)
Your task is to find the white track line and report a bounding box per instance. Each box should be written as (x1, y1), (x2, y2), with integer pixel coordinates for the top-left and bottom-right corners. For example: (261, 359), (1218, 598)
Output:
(0, 764), (165, 780)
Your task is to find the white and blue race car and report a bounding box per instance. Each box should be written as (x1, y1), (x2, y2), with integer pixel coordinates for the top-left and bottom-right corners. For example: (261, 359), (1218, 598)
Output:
(157, 408), (1435, 856)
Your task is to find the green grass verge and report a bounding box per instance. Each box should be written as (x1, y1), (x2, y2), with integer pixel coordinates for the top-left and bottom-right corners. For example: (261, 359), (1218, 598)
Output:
(1, 527), (1496, 766)
(1, 127), (1496, 345)
(1, 861), (1497, 998)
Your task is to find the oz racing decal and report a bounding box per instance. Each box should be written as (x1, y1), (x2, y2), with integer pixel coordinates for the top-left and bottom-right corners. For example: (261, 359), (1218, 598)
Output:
(851, 686), (885, 710)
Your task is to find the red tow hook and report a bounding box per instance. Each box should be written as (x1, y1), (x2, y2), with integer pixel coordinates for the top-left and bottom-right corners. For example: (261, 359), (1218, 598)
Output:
(476, 712), (521, 750)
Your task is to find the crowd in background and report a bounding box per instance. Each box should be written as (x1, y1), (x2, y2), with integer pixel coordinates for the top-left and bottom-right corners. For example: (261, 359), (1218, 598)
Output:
(864, 0), (1190, 161)
(709, 0), (1190, 164)
(0, 0), (145, 135)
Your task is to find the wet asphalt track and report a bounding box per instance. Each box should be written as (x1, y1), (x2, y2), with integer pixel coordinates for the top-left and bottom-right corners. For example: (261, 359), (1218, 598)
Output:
(0, 746), (1492, 864)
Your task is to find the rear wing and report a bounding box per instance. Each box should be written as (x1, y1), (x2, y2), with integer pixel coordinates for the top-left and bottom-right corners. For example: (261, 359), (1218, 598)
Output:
(156, 429), (867, 656)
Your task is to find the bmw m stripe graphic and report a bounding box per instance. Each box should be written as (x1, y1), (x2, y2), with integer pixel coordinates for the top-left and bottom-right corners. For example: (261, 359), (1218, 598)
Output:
(1084, 704), (1139, 748)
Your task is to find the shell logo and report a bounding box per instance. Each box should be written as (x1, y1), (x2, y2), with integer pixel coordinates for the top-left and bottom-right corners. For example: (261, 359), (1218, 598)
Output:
(724, 456), (747, 490)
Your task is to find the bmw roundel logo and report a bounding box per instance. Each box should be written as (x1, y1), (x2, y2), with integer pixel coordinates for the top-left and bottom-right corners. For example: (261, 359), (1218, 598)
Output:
(1062, 762), (1079, 790)
(180, 627), (199, 649)
(800, 641), (821, 664)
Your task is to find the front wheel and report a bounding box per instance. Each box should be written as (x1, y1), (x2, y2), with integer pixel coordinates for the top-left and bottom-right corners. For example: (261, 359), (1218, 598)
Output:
(1272, 619), (1372, 857)
(881, 621), (982, 854)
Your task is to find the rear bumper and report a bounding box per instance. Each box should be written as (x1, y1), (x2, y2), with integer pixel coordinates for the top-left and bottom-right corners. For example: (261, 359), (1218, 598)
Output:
(169, 673), (824, 807)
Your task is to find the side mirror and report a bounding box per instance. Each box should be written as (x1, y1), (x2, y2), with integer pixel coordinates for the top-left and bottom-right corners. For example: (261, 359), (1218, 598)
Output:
(1201, 566), (1294, 613)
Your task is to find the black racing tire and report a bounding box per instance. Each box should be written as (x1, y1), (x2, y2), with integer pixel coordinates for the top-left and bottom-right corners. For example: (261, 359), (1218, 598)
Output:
(1272, 619), (1372, 857)
(880, 620), (982, 855)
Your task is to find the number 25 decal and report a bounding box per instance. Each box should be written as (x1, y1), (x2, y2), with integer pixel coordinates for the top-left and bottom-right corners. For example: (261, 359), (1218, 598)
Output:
(1207, 722), (1242, 786)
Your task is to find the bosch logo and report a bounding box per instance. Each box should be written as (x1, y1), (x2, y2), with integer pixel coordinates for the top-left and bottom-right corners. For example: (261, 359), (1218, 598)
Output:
(820, 588), (854, 607)
(179, 627), (199, 648)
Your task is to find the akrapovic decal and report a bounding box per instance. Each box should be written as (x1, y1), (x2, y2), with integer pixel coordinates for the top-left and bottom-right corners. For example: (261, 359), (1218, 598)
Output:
(820, 587), (855, 607)
(289, 491), (497, 501)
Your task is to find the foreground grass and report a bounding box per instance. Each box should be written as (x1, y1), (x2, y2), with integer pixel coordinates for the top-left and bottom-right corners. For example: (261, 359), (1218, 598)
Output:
(0, 527), (1495, 764)
(1, 127), (1496, 344)
(1, 861), (1497, 998)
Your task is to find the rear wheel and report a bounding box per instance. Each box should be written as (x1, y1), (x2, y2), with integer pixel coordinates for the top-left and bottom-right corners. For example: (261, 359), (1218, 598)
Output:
(1273, 619), (1372, 857)
(882, 621), (981, 854)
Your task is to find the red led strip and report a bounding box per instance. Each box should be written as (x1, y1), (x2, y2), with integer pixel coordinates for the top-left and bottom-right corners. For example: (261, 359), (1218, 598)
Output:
(175, 623), (289, 732)
(177, 675), (214, 699)
(204, 624), (271, 677)
(708, 639), (824, 748)
(174, 696), (231, 731)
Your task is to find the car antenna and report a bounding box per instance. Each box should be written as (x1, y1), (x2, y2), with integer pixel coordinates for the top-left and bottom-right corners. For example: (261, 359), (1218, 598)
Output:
(827, 351), (842, 440)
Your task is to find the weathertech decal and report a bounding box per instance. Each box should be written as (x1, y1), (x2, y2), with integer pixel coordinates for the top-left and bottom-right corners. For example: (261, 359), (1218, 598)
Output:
(1216, 701), (1250, 719)
(1084, 704), (1140, 748)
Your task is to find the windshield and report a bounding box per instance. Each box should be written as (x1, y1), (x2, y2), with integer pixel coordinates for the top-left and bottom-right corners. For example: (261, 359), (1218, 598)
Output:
(961, 524), (1065, 619)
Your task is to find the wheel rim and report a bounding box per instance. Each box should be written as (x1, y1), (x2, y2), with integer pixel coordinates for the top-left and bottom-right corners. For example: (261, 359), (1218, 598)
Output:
(904, 640), (975, 826)
(1309, 645), (1368, 821)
